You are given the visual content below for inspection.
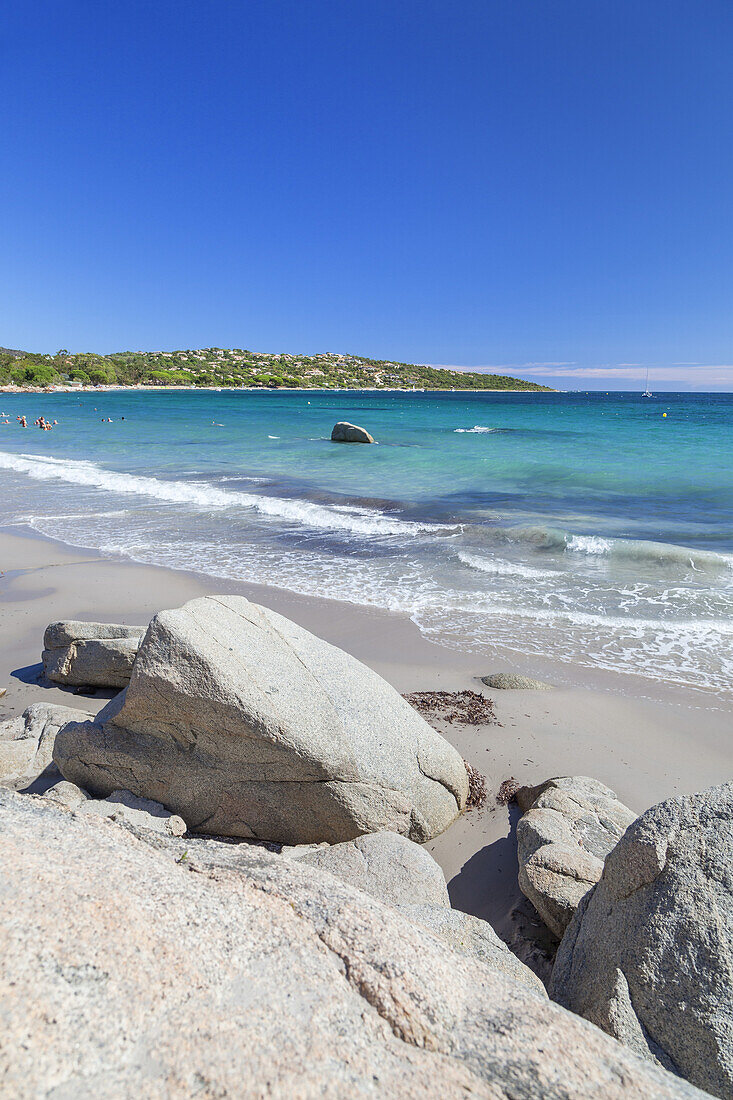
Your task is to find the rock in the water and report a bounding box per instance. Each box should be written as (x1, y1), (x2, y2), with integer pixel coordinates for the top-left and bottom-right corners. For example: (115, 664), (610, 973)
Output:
(291, 830), (451, 909)
(516, 776), (636, 938)
(0, 788), (703, 1098)
(43, 620), (143, 688)
(551, 782), (733, 1100)
(331, 421), (375, 443)
(0, 703), (94, 786)
(54, 595), (468, 843)
(79, 789), (187, 836)
(480, 673), (553, 690)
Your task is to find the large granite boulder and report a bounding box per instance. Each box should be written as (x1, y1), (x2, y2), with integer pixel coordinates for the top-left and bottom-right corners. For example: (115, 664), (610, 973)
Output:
(0, 703), (93, 786)
(0, 788), (704, 1098)
(331, 421), (375, 443)
(516, 777), (636, 938)
(550, 783), (733, 1100)
(289, 831), (545, 995)
(43, 620), (143, 688)
(290, 830), (451, 909)
(54, 595), (468, 843)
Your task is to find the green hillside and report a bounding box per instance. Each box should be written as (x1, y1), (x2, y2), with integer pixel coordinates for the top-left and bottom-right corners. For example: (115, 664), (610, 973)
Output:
(0, 346), (552, 391)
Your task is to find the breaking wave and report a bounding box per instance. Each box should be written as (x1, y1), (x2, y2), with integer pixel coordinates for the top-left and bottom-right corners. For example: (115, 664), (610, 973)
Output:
(0, 450), (439, 539)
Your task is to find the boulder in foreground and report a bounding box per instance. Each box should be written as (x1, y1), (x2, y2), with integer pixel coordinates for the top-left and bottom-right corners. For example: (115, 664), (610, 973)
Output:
(0, 789), (703, 1098)
(43, 620), (143, 688)
(288, 830), (546, 996)
(54, 595), (468, 843)
(550, 782), (733, 1100)
(289, 829), (451, 909)
(516, 776), (636, 938)
(331, 421), (375, 443)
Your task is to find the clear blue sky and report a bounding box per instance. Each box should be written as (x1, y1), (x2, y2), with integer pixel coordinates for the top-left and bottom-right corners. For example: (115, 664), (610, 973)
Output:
(3, 1), (732, 389)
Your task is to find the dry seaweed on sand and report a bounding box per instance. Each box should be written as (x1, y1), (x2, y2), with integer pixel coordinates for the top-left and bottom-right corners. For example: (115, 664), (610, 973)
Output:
(402, 690), (498, 726)
(464, 760), (488, 812)
(496, 777), (520, 805)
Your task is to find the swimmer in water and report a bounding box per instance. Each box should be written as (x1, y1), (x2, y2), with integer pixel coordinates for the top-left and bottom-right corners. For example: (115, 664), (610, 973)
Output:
(19, 416), (27, 427)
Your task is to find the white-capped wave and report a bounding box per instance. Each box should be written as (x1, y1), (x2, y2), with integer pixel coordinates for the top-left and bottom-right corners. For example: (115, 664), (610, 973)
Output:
(567, 532), (733, 572)
(457, 551), (556, 580)
(0, 450), (435, 539)
(454, 425), (498, 434)
(567, 534), (614, 556)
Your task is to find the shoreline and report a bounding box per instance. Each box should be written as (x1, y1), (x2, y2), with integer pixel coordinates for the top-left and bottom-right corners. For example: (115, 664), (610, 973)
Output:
(2, 523), (730, 944)
(1, 384), (557, 394)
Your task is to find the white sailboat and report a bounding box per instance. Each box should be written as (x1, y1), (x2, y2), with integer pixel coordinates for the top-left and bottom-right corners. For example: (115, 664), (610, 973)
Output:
(642, 368), (653, 397)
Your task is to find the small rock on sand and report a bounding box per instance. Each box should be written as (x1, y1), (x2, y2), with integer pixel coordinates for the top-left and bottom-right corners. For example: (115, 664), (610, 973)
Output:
(480, 673), (553, 690)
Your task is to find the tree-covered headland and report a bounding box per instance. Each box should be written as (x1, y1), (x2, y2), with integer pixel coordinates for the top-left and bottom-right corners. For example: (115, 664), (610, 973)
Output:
(0, 346), (552, 391)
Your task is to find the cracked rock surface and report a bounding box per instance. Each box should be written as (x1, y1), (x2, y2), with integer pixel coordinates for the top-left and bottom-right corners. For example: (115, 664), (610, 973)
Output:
(550, 782), (733, 1100)
(515, 776), (636, 938)
(287, 830), (546, 995)
(53, 595), (468, 843)
(42, 620), (143, 688)
(0, 703), (94, 787)
(0, 789), (705, 1099)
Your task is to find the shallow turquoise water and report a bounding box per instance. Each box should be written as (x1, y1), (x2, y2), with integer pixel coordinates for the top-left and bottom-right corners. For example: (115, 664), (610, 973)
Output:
(1, 389), (731, 692)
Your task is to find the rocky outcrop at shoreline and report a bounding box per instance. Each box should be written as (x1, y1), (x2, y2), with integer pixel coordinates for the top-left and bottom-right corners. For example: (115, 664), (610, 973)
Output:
(0, 789), (705, 1098)
(0, 598), (728, 1098)
(286, 829), (452, 908)
(53, 595), (468, 843)
(480, 673), (554, 690)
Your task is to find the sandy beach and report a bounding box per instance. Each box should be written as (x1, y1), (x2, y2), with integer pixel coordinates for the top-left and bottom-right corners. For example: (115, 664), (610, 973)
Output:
(3, 524), (730, 956)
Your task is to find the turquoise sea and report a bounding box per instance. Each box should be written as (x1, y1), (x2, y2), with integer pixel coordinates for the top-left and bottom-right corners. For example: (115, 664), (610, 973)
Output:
(1, 389), (731, 694)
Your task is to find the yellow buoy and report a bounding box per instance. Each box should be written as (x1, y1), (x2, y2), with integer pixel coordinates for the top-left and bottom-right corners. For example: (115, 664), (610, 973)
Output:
(663, 412), (667, 417)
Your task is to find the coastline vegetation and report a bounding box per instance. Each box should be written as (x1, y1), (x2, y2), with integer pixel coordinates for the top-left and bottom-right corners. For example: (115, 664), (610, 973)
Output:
(0, 346), (552, 391)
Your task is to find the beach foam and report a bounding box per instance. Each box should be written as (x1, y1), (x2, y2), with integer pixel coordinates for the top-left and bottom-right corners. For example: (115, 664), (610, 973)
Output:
(1, 388), (731, 695)
(0, 451), (437, 539)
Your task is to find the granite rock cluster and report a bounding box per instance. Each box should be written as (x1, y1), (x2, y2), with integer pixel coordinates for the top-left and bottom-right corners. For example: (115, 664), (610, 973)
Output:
(0, 596), (728, 1098)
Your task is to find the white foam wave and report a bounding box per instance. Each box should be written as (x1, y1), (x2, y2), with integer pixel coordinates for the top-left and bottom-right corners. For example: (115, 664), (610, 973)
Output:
(567, 534), (613, 556)
(454, 425), (498, 434)
(567, 532), (733, 572)
(457, 551), (556, 580)
(19, 505), (733, 694)
(0, 450), (434, 539)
